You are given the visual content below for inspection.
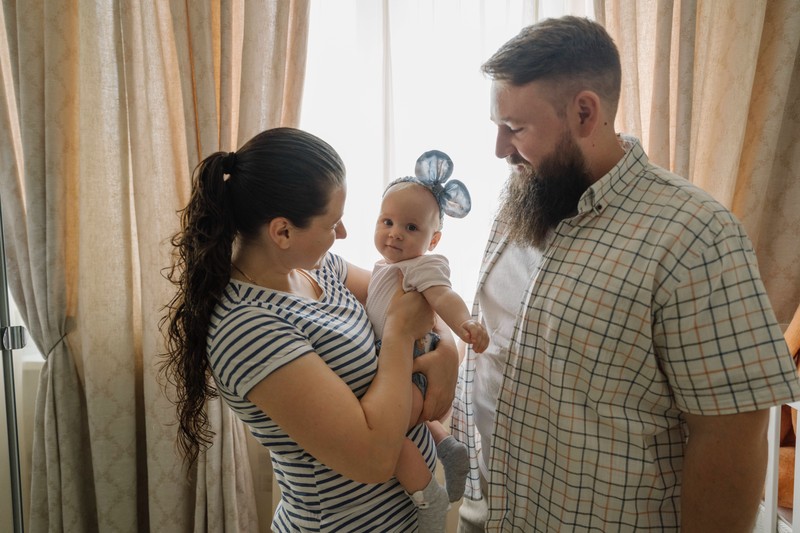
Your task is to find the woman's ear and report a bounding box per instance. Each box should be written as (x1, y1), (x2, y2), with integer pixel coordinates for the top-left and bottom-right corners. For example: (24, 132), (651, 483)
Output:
(428, 231), (442, 251)
(267, 217), (293, 249)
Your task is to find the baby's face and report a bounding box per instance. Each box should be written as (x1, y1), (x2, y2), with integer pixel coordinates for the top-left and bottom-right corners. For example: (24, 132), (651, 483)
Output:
(374, 183), (441, 264)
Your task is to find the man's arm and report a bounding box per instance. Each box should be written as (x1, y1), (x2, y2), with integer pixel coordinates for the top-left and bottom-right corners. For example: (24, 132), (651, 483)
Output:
(681, 409), (769, 532)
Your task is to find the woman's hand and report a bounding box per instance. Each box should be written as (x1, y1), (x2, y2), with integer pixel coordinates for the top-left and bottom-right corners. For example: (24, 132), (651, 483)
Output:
(413, 319), (459, 422)
(385, 283), (435, 342)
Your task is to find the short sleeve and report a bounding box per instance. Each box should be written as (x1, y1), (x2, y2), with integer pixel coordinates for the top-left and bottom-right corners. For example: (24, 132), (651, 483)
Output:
(320, 252), (347, 281)
(654, 225), (799, 414)
(401, 254), (452, 293)
(209, 306), (315, 399)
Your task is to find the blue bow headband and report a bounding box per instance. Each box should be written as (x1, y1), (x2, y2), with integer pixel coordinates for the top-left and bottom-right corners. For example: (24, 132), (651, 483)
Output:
(385, 150), (472, 220)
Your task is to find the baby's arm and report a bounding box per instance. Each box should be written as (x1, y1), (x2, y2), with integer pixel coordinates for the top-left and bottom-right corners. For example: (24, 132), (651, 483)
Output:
(421, 285), (489, 353)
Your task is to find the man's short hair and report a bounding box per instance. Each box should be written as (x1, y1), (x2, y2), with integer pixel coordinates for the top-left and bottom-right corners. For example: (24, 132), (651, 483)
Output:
(482, 16), (621, 117)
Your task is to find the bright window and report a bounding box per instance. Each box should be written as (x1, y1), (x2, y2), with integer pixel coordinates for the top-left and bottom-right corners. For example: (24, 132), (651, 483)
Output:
(302, 0), (594, 304)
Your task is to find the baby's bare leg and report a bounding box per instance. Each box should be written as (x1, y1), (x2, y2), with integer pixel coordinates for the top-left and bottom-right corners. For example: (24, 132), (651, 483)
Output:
(392, 379), (449, 531)
(426, 419), (449, 443)
(395, 438), (433, 492)
(394, 439), (449, 532)
(426, 419), (469, 502)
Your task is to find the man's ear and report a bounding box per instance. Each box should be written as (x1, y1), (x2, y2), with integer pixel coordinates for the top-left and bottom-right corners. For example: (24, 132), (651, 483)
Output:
(267, 217), (293, 249)
(573, 90), (601, 137)
(428, 231), (442, 251)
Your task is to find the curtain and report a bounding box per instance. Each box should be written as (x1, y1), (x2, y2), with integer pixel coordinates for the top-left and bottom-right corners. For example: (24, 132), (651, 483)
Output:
(596, 0), (800, 322)
(0, 1), (309, 531)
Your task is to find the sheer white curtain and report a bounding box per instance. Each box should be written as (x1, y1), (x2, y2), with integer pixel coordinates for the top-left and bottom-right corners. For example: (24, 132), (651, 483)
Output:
(301, 0), (594, 303)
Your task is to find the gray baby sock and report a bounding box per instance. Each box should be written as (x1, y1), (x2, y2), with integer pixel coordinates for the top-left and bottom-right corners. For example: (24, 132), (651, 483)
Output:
(437, 436), (469, 502)
(409, 477), (449, 533)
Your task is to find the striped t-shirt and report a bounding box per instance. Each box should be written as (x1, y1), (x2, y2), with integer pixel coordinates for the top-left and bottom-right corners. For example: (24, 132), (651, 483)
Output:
(208, 253), (433, 532)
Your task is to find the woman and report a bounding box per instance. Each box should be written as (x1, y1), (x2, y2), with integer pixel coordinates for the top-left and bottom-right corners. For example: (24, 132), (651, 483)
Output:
(161, 127), (458, 532)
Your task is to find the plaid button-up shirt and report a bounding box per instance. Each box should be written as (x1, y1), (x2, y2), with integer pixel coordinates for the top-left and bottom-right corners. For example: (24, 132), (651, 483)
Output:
(452, 138), (800, 531)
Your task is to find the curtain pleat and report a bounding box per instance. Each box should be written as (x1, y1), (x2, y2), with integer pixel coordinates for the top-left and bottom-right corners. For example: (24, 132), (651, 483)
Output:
(237, 0), (308, 142)
(29, 346), (97, 532)
(730, 0), (800, 321)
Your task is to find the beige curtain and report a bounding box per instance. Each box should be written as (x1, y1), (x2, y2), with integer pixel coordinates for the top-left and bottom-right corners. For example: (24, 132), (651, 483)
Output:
(0, 0), (309, 531)
(596, 0), (800, 322)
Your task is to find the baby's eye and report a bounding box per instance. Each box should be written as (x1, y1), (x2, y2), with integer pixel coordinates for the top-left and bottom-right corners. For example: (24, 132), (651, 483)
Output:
(382, 219), (393, 226)
(406, 224), (418, 232)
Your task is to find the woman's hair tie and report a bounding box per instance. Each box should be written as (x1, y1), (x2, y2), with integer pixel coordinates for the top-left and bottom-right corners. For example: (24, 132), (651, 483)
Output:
(221, 151), (238, 175)
(385, 150), (472, 220)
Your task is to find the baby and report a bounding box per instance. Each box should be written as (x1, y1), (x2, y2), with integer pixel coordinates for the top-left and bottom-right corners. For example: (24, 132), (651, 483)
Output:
(365, 150), (489, 532)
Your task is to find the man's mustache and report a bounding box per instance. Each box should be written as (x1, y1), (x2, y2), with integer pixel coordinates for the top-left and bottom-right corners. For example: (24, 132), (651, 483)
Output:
(506, 154), (530, 167)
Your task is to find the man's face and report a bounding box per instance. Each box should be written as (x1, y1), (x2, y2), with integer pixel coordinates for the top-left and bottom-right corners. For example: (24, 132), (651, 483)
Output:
(490, 80), (566, 172)
(490, 80), (592, 248)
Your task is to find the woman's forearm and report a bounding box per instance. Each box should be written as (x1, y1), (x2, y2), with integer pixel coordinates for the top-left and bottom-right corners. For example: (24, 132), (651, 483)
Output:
(358, 328), (416, 477)
(414, 318), (459, 421)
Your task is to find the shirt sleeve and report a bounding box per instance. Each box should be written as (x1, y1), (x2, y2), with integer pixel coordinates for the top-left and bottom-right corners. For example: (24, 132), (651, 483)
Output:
(401, 254), (452, 293)
(654, 223), (800, 415)
(323, 252), (348, 283)
(209, 306), (315, 399)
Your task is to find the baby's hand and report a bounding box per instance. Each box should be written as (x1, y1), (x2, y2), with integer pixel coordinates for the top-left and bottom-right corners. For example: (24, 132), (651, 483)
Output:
(460, 319), (489, 353)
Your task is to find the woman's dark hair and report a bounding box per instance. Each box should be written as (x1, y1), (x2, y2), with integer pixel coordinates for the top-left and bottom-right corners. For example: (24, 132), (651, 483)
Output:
(160, 127), (345, 466)
(482, 16), (621, 117)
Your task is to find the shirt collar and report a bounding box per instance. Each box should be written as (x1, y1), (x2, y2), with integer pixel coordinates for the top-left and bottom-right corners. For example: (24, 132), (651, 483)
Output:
(578, 134), (647, 215)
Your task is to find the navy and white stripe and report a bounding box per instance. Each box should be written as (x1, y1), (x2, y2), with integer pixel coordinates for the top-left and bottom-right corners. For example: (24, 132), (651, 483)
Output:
(208, 253), (433, 532)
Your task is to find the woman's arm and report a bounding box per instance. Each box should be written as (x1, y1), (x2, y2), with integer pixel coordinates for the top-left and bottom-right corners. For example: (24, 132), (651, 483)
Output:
(413, 316), (459, 422)
(344, 260), (372, 305)
(246, 288), (433, 484)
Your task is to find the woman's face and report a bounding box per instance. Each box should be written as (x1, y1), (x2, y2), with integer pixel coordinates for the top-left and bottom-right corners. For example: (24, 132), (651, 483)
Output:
(292, 185), (347, 269)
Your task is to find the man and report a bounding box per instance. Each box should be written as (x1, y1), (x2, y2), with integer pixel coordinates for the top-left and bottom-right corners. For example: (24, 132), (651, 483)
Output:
(452, 15), (800, 532)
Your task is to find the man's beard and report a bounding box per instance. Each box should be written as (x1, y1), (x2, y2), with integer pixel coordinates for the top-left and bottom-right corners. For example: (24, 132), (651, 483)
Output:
(498, 131), (593, 249)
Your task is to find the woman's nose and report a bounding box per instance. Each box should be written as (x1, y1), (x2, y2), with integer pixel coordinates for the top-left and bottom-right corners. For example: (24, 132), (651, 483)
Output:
(336, 222), (347, 239)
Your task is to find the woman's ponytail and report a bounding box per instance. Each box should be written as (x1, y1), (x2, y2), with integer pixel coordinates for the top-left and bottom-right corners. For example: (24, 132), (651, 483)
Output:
(161, 151), (237, 467)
